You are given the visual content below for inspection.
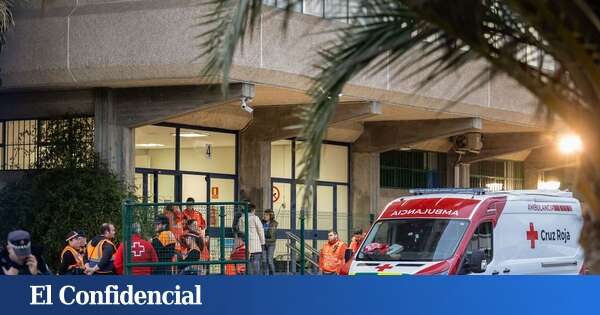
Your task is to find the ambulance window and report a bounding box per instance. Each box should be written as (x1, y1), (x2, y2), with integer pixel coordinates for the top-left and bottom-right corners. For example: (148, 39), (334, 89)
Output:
(468, 222), (493, 262)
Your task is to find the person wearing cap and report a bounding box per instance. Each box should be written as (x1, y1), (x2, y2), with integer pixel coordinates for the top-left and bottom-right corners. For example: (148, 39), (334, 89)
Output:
(179, 231), (204, 275)
(114, 222), (158, 275)
(85, 223), (117, 275)
(152, 215), (177, 275)
(0, 230), (50, 275)
(58, 231), (85, 275)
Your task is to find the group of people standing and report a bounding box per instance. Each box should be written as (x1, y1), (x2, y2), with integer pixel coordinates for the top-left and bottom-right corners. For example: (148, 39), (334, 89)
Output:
(233, 203), (278, 275)
(1, 198), (363, 276)
(319, 229), (365, 275)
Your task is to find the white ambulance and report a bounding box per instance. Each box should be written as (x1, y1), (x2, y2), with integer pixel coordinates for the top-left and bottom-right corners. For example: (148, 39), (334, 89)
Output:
(343, 189), (584, 275)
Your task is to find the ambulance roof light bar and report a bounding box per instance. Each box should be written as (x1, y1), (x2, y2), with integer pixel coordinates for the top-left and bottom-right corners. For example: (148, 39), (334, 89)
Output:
(409, 188), (487, 195)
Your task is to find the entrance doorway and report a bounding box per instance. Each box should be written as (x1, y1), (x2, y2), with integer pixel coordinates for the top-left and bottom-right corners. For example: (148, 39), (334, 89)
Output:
(271, 139), (351, 272)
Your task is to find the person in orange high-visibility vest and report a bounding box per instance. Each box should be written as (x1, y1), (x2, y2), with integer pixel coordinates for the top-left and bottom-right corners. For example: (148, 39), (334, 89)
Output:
(319, 230), (347, 275)
(85, 223), (117, 275)
(225, 237), (246, 275)
(58, 231), (85, 275)
(349, 229), (365, 254)
(182, 198), (210, 262)
(164, 204), (185, 241)
(183, 198), (207, 231)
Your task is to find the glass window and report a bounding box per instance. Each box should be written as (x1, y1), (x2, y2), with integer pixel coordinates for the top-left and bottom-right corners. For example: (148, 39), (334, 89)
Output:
(336, 185), (348, 242)
(179, 129), (236, 174)
(134, 173), (144, 199)
(6, 120), (37, 170)
(272, 182), (291, 230)
(295, 141), (349, 183)
(467, 222), (493, 263)
(135, 125), (176, 170)
(182, 174), (207, 203)
(380, 150), (447, 189)
(157, 174), (175, 202)
(294, 141), (307, 180)
(357, 219), (469, 261)
(324, 0), (348, 19)
(210, 178), (235, 202)
(295, 184), (313, 230)
(271, 140), (292, 179)
(470, 160), (524, 190)
(316, 185), (334, 232)
(276, 0), (302, 12)
(303, 0), (323, 16)
(320, 144), (348, 183)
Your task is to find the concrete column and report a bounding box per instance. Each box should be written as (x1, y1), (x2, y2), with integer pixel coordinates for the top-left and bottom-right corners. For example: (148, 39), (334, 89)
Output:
(461, 164), (471, 188)
(524, 167), (541, 189)
(351, 152), (379, 231)
(447, 152), (458, 187)
(239, 133), (271, 211)
(94, 88), (135, 186)
(454, 163), (470, 188)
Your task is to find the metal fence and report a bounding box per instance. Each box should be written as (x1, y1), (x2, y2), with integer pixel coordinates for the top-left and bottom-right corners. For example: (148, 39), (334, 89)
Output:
(121, 201), (249, 275)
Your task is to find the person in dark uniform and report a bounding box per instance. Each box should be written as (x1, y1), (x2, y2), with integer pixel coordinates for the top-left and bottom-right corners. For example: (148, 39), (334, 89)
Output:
(152, 215), (177, 275)
(58, 231), (85, 275)
(85, 223), (117, 275)
(0, 230), (50, 276)
(179, 232), (204, 275)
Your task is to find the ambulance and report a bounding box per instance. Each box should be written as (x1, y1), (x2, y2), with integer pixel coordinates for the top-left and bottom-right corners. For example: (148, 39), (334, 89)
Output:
(343, 189), (584, 275)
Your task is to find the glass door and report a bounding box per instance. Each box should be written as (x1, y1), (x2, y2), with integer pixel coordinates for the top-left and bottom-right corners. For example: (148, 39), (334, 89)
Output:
(315, 184), (334, 251)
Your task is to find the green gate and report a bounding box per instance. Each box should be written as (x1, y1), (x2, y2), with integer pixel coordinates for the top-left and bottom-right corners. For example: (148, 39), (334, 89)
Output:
(121, 201), (249, 275)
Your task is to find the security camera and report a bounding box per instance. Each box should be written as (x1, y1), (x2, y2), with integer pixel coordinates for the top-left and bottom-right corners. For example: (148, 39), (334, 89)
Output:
(241, 97), (254, 113)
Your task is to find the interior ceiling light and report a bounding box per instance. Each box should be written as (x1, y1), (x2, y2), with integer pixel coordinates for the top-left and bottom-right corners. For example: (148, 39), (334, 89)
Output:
(136, 143), (165, 148)
(171, 132), (208, 138)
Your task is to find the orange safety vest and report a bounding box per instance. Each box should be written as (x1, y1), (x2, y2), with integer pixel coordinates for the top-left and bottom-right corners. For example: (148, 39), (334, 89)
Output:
(320, 240), (347, 274)
(86, 238), (116, 273)
(349, 235), (365, 253)
(60, 245), (84, 271)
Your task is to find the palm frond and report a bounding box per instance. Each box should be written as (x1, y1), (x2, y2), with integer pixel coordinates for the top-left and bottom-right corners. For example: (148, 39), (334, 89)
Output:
(201, 0), (600, 226)
(197, 0), (303, 94)
(295, 0), (600, 211)
(195, 0), (263, 93)
(0, 0), (14, 53)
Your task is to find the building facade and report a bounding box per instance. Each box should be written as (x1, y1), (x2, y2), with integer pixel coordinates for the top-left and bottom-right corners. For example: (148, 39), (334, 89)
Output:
(0, 1), (577, 250)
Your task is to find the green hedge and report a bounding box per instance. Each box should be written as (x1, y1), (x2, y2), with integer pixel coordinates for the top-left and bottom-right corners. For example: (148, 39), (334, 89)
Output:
(0, 167), (127, 272)
(0, 116), (129, 272)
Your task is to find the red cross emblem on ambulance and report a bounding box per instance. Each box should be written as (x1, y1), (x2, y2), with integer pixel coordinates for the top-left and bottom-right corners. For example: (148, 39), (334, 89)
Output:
(526, 223), (539, 249)
(376, 264), (394, 272)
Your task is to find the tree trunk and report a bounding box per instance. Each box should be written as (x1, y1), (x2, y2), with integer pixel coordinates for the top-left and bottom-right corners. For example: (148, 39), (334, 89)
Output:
(577, 146), (600, 273)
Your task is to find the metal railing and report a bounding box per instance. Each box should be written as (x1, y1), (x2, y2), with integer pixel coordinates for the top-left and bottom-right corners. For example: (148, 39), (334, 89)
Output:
(122, 201), (250, 275)
(285, 231), (320, 274)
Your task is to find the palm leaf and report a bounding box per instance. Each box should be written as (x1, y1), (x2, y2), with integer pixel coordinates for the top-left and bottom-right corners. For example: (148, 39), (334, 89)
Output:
(200, 1), (600, 253)
(0, 0), (14, 53)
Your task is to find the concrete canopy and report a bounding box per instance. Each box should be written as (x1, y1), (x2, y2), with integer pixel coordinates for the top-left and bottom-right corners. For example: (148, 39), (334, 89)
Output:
(460, 132), (553, 164)
(353, 118), (483, 153)
(242, 101), (381, 141)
